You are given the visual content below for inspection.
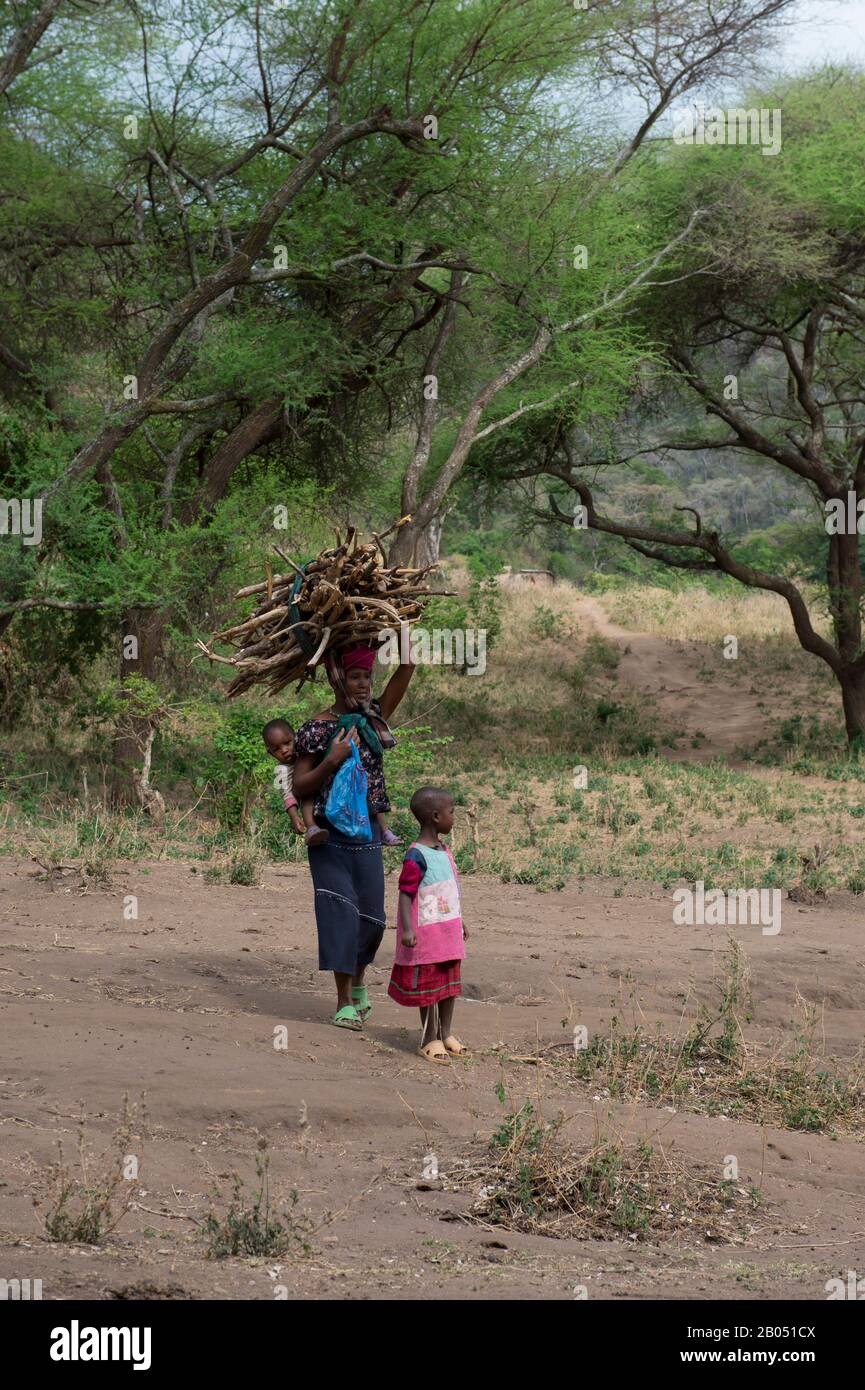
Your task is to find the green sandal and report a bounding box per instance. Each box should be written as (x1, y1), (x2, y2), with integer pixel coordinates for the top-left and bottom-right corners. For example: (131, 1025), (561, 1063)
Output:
(352, 986), (371, 1021)
(333, 1005), (363, 1031)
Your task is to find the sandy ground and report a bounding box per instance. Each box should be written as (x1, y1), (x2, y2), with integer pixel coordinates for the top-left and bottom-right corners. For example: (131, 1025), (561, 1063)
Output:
(1, 848), (863, 1302)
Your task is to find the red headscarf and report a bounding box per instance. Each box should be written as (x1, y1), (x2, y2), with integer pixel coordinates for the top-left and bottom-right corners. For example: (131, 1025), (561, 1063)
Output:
(324, 643), (395, 746)
(324, 644), (376, 710)
(340, 645), (377, 672)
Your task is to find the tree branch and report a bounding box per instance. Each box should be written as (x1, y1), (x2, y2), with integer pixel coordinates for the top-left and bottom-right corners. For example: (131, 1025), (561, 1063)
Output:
(0, 597), (108, 616)
(0, 0), (63, 98)
(548, 466), (841, 674)
(42, 110), (429, 504)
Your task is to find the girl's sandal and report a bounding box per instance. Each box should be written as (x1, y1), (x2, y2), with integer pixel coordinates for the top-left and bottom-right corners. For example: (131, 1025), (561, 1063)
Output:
(418, 1040), (449, 1064)
(352, 986), (371, 1021)
(443, 1036), (469, 1056)
(333, 1005), (363, 1031)
(306, 826), (329, 847)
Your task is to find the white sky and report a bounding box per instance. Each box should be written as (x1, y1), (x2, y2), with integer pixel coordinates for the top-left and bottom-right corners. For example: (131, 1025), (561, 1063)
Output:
(780, 0), (865, 66)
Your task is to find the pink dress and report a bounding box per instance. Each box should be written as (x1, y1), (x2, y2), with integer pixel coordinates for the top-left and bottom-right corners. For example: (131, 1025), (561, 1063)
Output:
(388, 841), (464, 1008)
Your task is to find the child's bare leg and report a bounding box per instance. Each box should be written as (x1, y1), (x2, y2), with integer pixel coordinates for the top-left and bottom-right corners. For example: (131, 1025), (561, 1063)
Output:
(419, 1005), (436, 1047)
(438, 997), (455, 1040)
(440, 996), (468, 1054)
(418, 1005), (449, 1061)
(301, 796), (328, 845)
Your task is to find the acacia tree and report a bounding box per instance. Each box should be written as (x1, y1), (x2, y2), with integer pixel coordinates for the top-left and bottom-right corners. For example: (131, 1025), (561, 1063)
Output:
(0, 0), (805, 793)
(0, 0), (67, 97)
(1, 0), (597, 795)
(505, 73), (865, 744)
(384, 0), (799, 566)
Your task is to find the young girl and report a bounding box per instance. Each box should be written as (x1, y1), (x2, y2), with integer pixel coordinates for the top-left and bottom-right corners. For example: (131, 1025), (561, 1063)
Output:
(263, 715), (401, 850)
(388, 785), (469, 1063)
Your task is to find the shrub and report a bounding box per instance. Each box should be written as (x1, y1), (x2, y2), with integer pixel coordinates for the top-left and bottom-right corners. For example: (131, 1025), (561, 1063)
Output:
(203, 1148), (312, 1259)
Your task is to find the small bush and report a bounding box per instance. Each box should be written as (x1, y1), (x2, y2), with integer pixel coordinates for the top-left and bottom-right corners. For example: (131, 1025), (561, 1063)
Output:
(458, 1087), (763, 1242)
(206, 709), (273, 832)
(203, 1148), (312, 1259)
(228, 844), (261, 886)
(40, 1097), (145, 1245)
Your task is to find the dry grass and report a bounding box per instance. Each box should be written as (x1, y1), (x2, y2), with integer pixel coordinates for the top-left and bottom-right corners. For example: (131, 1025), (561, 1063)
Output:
(37, 1096), (146, 1245)
(566, 1018), (865, 1139)
(600, 583), (829, 644)
(541, 944), (865, 1138)
(439, 757), (865, 894)
(452, 1102), (765, 1244)
(403, 577), (668, 764)
(5, 578), (865, 901)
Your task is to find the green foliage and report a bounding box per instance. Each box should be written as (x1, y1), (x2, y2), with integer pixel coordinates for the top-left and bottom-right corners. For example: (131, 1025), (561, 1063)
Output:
(447, 525), (512, 578)
(0, 0), (705, 717)
(385, 726), (453, 837)
(732, 522), (827, 584)
(422, 569), (503, 673)
(203, 1150), (311, 1260)
(206, 709), (274, 832)
(467, 572), (503, 655)
(82, 674), (166, 730)
(531, 605), (559, 641)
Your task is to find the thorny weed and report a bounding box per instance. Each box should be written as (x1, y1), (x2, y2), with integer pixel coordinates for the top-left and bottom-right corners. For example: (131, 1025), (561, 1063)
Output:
(39, 1095), (146, 1244)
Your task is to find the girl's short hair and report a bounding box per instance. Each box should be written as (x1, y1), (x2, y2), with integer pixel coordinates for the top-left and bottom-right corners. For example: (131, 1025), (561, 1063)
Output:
(410, 786), (452, 821)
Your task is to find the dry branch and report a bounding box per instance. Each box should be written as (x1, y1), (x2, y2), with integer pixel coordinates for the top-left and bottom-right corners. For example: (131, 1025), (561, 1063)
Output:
(197, 520), (453, 696)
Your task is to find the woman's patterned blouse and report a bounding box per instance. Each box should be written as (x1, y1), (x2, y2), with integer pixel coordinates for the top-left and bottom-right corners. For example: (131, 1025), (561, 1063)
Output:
(294, 706), (391, 818)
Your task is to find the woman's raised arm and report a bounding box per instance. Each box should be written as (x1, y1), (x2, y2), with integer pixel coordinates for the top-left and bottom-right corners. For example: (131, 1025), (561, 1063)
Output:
(378, 653), (415, 721)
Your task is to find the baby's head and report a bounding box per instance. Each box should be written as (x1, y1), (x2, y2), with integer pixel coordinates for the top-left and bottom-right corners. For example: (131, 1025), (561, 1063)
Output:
(262, 719), (295, 764)
(410, 785), (455, 837)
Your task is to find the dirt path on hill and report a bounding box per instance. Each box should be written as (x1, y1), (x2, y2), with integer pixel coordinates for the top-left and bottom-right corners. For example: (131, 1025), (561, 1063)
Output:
(1, 855), (862, 1302)
(575, 596), (780, 760)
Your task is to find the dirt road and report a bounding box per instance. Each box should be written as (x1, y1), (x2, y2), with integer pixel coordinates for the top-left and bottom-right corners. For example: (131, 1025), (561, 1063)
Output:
(1, 853), (862, 1301)
(575, 596), (781, 759)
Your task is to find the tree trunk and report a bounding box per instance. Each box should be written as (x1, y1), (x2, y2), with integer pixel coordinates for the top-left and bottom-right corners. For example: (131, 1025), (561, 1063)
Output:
(839, 668), (865, 746)
(826, 529), (865, 746)
(111, 607), (164, 808)
(388, 513), (443, 568)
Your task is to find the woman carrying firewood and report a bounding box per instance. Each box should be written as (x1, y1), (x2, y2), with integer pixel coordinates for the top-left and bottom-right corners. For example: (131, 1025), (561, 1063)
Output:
(291, 642), (415, 1030)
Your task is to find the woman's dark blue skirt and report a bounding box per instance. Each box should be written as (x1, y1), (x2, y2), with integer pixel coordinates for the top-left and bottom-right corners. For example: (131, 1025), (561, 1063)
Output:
(307, 820), (385, 975)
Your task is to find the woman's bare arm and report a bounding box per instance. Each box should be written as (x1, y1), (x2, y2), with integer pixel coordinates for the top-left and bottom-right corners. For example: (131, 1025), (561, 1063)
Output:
(378, 655), (415, 721)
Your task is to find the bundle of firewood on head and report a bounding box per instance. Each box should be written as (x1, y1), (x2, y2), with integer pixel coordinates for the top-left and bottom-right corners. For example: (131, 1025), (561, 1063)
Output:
(195, 518), (453, 697)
